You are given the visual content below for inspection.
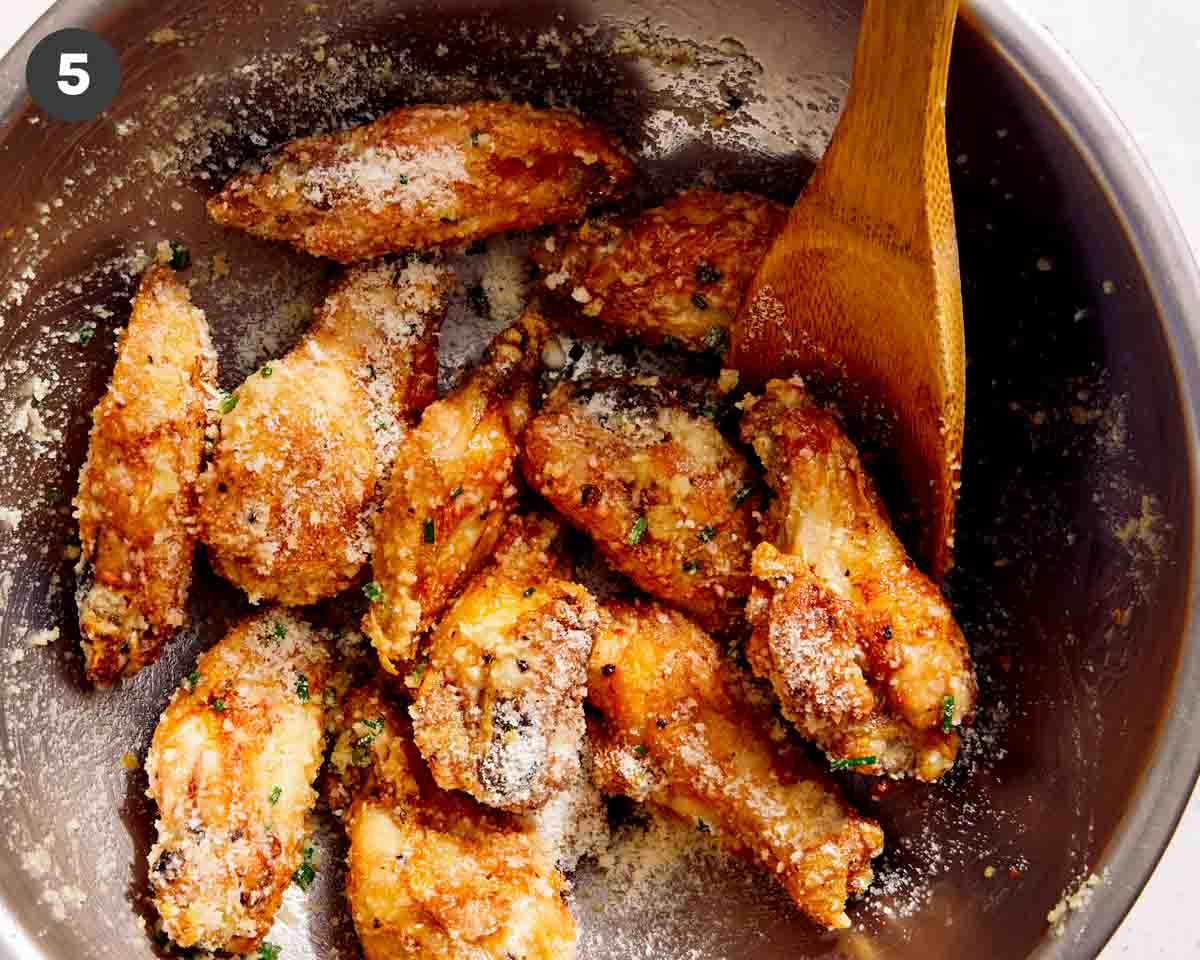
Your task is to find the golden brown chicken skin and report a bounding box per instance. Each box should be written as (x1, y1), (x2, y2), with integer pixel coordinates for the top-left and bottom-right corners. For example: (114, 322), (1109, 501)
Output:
(411, 513), (599, 812)
(363, 306), (549, 673)
(325, 683), (577, 960)
(520, 377), (760, 635)
(208, 101), (633, 263)
(586, 599), (883, 931)
(74, 266), (217, 685)
(531, 189), (786, 353)
(145, 611), (331, 953)
(198, 259), (448, 606)
(740, 379), (977, 781)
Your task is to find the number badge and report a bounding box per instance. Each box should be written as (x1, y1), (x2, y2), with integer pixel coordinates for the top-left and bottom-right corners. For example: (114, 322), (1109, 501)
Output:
(26, 28), (121, 122)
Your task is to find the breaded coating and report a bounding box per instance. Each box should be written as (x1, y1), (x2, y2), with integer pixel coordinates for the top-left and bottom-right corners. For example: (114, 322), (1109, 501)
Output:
(198, 259), (449, 605)
(740, 378), (977, 781)
(145, 612), (331, 953)
(531, 189), (786, 353)
(325, 683), (577, 960)
(363, 306), (549, 673)
(586, 599), (883, 931)
(520, 377), (759, 634)
(74, 266), (217, 685)
(209, 101), (633, 263)
(411, 513), (599, 811)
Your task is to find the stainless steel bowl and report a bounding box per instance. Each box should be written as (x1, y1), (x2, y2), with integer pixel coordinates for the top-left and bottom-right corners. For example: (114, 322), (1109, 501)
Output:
(0, 1), (1196, 958)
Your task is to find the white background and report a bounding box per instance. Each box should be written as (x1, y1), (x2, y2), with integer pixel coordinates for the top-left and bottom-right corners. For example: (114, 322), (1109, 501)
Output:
(0, 0), (1196, 956)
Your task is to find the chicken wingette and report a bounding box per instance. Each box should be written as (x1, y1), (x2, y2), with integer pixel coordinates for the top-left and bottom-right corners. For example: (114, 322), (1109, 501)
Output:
(74, 265), (217, 685)
(208, 101), (633, 263)
(325, 682), (577, 960)
(363, 305), (549, 673)
(198, 258), (448, 605)
(145, 611), (332, 953)
(586, 598), (884, 931)
(740, 378), (977, 781)
(411, 513), (599, 811)
(521, 377), (759, 635)
(531, 189), (786, 354)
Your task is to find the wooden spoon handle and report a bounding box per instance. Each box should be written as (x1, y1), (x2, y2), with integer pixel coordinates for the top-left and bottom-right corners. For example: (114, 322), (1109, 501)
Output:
(811, 0), (959, 252)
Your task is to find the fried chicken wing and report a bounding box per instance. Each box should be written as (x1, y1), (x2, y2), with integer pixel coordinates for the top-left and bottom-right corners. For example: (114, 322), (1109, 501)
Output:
(411, 513), (599, 811)
(531, 189), (786, 354)
(198, 259), (449, 605)
(586, 599), (883, 931)
(520, 377), (759, 634)
(209, 101), (633, 263)
(74, 266), (217, 685)
(325, 683), (577, 960)
(363, 306), (549, 673)
(740, 379), (977, 781)
(145, 611), (331, 953)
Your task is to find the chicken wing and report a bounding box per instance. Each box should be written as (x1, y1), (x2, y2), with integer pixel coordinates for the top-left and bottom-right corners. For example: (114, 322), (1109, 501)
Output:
(208, 101), (633, 263)
(586, 599), (883, 931)
(410, 513), (599, 811)
(740, 378), (977, 781)
(145, 611), (331, 953)
(74, 266), (217, 685)
(325, 682), (577, 960)
(363, 305), (549, 673)
(531, 189), (786, 354)
(520, 377), (759, 635)
(198, 258), (449, 605)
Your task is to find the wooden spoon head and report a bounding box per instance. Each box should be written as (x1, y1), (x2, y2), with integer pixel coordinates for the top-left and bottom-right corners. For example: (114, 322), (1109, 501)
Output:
(730, 192), (965, 580)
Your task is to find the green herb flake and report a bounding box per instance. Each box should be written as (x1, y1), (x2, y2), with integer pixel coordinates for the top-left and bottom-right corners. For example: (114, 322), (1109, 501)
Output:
(423, 518), (436, 544)
(691, 292), (709, 311)
(682, 559), (701, 574)
(220, 392), (239, 415)
(268, 785), (282, 806)
(211, 697), (226, 713)
(323, 688), (337, 709)
(522, 586), (537, 598)
(627, 516), (648, 546)
(78, 324), (96, 346)
(259, 364), (273, 378)
(184, 670), (202, 692)
(942, 694), (956, 734)
(295, 673), (310, 703)
(351, 743), (374, 768)
(361, 717), (385, 735)
(272, 621), (287, 640)
(697, 526), (716, 544)
(829, 755), (877, 771)
(732, 485), (755, 507)
(703, 326), (727, 353)
(169, 241), (191, 271)
(634, 744), (648, 757)
(404, 660), (428, 690)
(397, 173), (409, 186)
(696, 818), (711, 834)
(469, 129), (482, 146)
(257, 944), (281, 960)
(363, 581), (384, 602)
(450, 485), (464, 499)
(292, 845), (316, 891)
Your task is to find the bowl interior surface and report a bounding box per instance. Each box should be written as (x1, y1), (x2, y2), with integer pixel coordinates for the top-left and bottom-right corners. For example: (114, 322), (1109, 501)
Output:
(0, 1), (1195, 959)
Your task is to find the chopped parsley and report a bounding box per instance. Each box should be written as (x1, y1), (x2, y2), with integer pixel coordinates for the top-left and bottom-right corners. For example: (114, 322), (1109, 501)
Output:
(450, 485), (464, 499)
(423, 518), (436, 544)
(257, 944), (281, 960)
(211, 697), (226, 713)
(830, 755), (877, 771)
(169, 241), (191, 271)
(259, 364), (273, 378)
(696, 819), (711, 834)
(627, 516), (648, 546)
(295, 674), (310, 702)
(361, 717), (385, 737)
(268, 786), (282, 806)
(634, 744), (648, 757)
(404, 659), (428, 690)
(682, 559), (701, 574)
(184, 670), (202, 692)
(220, 392), (239, 415)
(292, 845), (316, 891)
(363, 581), (384, 602)
(469, 129), (482, 146)
(272, 621), (287, 640)
(78, 324), (96, 345)
(942, 694), (956, 734)
(522, 586), (537, 598)
(732, 485), (755, 507)
(703, 326), (727, 353)
(398, 174), (409, 185)
(351, 743), (374, 768)
(697, 526), (716, 543)
(695, 262), (722, 285)
(367, 363), (377, 381)
(691, 292), (709, 311)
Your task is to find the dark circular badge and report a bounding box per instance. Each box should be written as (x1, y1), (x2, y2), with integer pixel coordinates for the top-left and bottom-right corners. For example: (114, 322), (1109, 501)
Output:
(26, 28), (121, 123)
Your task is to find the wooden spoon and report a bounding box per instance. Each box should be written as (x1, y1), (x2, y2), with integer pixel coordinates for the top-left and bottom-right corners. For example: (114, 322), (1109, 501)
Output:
(730, 0), (965, 581)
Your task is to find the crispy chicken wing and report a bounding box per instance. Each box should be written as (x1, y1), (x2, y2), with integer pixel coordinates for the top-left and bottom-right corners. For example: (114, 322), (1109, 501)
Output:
(198, 259), (449, 605)
(740, 379), (977, 781)
(363, 306), (549, 673)
(145, 611), (331, 953)
(411, 513), (599, 811)
(74, 266), (217, 685)
(531, 189), (786, 354)
(325, 683), (577, 960)
(520, 377), (759, 634)
(586, 599), (883, 931)
(209, 101), (633, 263)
